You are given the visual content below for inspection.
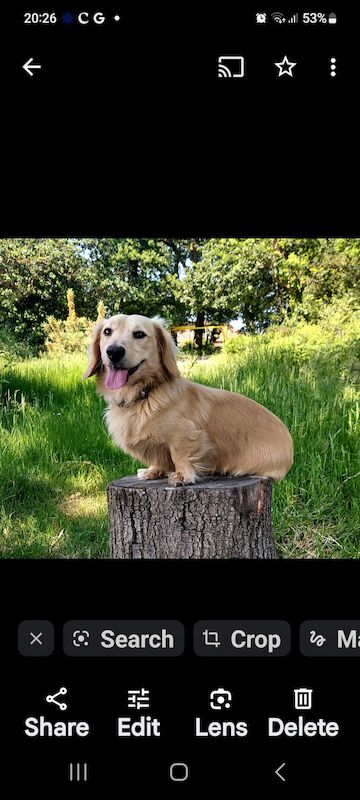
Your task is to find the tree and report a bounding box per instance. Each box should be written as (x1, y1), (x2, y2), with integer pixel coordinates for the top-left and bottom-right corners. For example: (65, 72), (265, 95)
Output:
(0, 238), (86, 345)
(2, 237), (360, 350)
(79, 238), (187, 324)
(179, 238), (360, 331)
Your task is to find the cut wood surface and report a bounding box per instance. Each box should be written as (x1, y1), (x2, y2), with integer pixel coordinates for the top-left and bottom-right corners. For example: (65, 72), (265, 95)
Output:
(108, 474), (275, 559)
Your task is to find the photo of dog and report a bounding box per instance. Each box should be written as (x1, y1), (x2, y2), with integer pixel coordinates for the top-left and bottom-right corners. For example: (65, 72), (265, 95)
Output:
(84, 314), (293, 486)
(2, 237), (358, 559)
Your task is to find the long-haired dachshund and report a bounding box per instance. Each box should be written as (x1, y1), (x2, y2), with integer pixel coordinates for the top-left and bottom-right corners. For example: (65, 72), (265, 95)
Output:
(84, 314), (293, 485)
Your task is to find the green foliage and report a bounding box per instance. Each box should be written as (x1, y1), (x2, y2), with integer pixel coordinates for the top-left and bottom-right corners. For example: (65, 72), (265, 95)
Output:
(1, 238), (360, 350)
(311, 289), (360, 330)
(42, 287), (95, 356)
(0, 239), (87, 345)
(191, 237), (360, 330)
(173, 239), (241, 324)
(42, 314), (93, 356)
(299, 239), (360, 317)
(0, 324), (36, 364)
(225, 308), (360, 391)
(79, 238), (187, 324)
(180, 339), (218, 355)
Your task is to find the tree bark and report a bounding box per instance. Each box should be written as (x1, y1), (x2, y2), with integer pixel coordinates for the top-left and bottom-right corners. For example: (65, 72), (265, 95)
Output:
(108, 475), (276, 559)
(194, 310), (205, 351)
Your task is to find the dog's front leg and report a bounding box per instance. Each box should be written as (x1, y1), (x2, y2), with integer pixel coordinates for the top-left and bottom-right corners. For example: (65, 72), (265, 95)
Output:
(168, 424), (211, 486)
(137, 466), (166, 481)
(168, 467), (196, 486)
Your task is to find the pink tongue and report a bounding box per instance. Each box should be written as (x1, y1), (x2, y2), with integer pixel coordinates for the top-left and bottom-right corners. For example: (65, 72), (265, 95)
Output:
(105, 368), (129, 390)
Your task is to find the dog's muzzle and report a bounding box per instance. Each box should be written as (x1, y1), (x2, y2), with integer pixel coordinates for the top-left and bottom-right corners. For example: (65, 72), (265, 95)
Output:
(106, 344), (125, 366)
(104, 360), (145, 390)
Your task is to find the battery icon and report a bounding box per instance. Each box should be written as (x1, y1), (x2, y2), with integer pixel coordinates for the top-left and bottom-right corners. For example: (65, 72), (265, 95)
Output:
(328, 13), (337, 24)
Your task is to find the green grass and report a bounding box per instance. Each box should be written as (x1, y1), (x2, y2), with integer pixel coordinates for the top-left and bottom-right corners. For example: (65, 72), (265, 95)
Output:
(0, 355), (139, 558)
(0, 327), (359, 558)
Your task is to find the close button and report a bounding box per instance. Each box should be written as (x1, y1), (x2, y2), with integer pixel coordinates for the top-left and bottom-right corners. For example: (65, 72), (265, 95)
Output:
(18, 620), (54, 656)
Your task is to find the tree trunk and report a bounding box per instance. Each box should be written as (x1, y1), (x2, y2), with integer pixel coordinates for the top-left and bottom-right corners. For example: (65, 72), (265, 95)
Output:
(194, 310), (205, 351)
(108, 475), (275, 559)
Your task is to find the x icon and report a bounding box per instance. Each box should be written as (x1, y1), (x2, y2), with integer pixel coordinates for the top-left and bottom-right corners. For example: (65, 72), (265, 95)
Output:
(30, 631), (43, 646)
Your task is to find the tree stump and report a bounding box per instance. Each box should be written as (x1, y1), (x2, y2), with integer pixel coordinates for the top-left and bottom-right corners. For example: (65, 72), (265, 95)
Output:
(107, 475), (276, 559)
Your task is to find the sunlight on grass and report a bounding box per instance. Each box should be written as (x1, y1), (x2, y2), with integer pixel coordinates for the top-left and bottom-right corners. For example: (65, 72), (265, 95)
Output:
(60, 492), (107, 518)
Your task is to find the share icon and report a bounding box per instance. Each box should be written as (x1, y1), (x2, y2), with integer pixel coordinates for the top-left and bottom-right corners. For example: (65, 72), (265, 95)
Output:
(45, 686), (68, 711)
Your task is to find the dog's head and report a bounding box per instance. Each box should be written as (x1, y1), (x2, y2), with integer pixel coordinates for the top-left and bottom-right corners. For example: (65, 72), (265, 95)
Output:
(83, 314), (180, 390)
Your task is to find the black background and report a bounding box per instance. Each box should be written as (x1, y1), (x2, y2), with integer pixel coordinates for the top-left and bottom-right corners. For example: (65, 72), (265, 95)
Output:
(1, 2), (360, 793)
(1, 2), (359, 234)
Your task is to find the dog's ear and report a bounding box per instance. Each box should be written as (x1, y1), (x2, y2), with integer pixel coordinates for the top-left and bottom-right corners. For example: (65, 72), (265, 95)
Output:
(83, 321), (103, 379)
(153, 320), (180, 380)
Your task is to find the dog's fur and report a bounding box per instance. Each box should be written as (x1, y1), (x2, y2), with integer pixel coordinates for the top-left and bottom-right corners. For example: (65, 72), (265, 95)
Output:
(84, 314), (293, 485)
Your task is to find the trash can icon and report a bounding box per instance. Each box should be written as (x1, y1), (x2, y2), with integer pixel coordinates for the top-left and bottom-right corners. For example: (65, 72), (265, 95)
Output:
(294, 688), (313, 710)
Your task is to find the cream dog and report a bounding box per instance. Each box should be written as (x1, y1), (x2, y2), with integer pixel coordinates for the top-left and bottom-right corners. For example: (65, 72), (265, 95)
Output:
(84, 314), (293, 485)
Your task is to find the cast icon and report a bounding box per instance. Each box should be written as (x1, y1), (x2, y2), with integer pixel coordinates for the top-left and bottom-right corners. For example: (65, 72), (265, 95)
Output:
(218, 56), (245, 79)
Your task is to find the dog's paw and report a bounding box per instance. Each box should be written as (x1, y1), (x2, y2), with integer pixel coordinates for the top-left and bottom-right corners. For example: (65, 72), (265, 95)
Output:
(137, 467), (163, 481)
(168, 471), (196, 487)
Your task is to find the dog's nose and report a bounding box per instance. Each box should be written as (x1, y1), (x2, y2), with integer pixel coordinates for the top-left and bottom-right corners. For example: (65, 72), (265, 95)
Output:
(106, 345), (125, 364)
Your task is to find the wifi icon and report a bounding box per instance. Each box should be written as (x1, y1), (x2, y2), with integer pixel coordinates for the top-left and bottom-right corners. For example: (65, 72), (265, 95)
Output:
(271, 11), (286, 23)
(217, 56), (245, 79)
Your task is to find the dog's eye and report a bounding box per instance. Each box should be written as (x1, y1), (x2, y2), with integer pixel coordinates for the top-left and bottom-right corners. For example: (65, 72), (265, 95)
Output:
(103, 328), (112, 336)
(133, 331), (146, 339)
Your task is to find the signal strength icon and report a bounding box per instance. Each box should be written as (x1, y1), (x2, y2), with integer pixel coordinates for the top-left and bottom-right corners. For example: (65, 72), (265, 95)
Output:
(271, 12), (286, 23)
(287, 13), (299, 23)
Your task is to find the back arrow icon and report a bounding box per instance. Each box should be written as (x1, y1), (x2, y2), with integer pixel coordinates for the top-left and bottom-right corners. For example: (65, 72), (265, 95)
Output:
(23, 58), (42, 77)
(275, 762), (286, 782)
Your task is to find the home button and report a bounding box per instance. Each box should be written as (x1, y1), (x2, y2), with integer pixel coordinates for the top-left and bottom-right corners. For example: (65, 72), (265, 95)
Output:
(169, 763), (189, 782)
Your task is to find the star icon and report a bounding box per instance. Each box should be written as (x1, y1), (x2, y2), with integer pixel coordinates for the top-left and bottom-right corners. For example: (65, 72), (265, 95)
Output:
(275, 55), (297, 77)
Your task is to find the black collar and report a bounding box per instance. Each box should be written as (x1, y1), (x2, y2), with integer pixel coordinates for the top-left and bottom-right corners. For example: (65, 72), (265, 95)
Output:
(115, 384), (151, 408)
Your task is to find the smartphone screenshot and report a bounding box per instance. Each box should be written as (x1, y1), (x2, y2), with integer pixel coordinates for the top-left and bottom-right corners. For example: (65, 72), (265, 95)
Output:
(1, 4), (359, 792)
